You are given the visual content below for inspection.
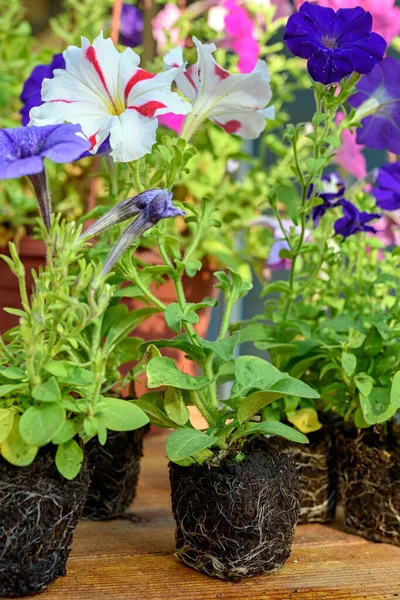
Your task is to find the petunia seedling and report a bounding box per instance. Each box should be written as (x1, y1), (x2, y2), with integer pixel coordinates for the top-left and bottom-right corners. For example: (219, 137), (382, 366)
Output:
(284, 2), (386, 85)
(80, 189), (185, 275)
(348, 57), (400, 154)
(164, 36), (274, 140)
(0, 125), (90, 229)
(29, 31), (192, 163)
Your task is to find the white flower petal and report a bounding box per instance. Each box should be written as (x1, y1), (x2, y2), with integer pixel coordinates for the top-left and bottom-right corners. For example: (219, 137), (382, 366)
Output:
(109, 111), (158, 162)
(63, 31), (122, 107)
(164, 48), (197, 103)
(126, 69), (191, 117)
(210, 111), (267, 139)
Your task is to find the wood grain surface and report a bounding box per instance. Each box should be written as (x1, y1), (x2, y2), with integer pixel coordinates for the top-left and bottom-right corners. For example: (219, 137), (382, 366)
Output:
(11, 433), (400, 600)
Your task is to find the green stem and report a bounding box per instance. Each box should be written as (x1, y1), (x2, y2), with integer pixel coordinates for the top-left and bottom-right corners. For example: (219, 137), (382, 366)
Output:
(191, 391), (216, 427)
(0, 336), (14, 362)
(128, 161), (143, 193)
(130, 267), (166, 311)
(219, 298), (234, 339)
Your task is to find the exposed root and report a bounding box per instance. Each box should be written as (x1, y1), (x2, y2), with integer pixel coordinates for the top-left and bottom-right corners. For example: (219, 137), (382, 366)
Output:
(169, 439), (300, 581)
(341, 432), (400, 546)
(0, 448), (89, 597)
(83, 426), (148, 521)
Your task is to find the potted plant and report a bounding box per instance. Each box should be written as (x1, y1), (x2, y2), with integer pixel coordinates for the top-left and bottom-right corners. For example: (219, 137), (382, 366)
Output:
(80, 186), (320, 581)
(0, 216), (149, 596)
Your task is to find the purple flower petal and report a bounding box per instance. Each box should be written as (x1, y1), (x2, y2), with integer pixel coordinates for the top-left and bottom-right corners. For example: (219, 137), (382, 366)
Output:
(20, 54), (66, 126)
(334, 199), (380, 237)
(284, 2), (386, 85)
(372, 162), (400, 211)
(119, 4), (144, 47)
(348, 57), (400, 153)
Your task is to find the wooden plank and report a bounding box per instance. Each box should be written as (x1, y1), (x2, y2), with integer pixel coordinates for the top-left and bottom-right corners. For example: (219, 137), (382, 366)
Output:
(9, 433), (400, 600)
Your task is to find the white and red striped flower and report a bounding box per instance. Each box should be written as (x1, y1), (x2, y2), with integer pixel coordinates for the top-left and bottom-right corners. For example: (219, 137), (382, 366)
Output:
(165, 37), (274, 141)
(29, 32), (191, 162)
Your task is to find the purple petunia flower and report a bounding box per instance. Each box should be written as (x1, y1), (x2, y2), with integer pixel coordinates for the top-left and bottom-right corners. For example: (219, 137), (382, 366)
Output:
(309, 172), (346, 225)
(20, 54), (66, 126)
(348, 57), (400, 154)
(81, 189), (185, 275)
(334, 199), (380, 238)
(0, 125), (90, 229)
(119, 4), (144, 47)
(372, 162), (400, 211)
(283, 2), (386, 85)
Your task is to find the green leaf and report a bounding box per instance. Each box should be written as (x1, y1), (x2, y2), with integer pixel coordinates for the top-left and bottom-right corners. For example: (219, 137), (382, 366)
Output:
(0, 409), (15, 444)
(354, 406), (370, 429)
(185, 259), (202, 277)
(230, 420), (309, 444)
(348, 328), (366, 349)
(46, 362), (94, 386)
(0, 366), (26, 381)
(164, 303), (199, 333)
(19, 403), (66, 446)
(231, 356), (286, 397)
(105, 307), (160, 351)
(134, 397), (178, 428)
(269, 376), (320, 399)
(0, 384), (27, 397)
(364, 327), (383, 356)
(260, 281), (291, 298)
(137, 336), (206, 362)
(0, 415), (38, 466)
(164, 387), (189, 426)
(166, 429), (217, 463)
(147, 357), (210, 390)
(52, 420), (78, 444)
(237, 391), (286, 424)
(99, 397), (149, 431)
(354, 372), (374, 398)
(360, 387), (396, 425)
(391, 371), (400, 409)
(55, 440), (83, 480)
(32, 377), (61, 403)
(195, 331), (241, 361)
(341, 352), (357, 377)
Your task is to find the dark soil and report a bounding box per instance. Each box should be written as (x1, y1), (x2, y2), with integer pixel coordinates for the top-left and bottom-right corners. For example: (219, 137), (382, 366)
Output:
(0, 446), (89, 597)
(274, 426), (338, 524)
(83, 425), (148, 520)
(169, 438), (300, 581)
(341, 430), (400, 546)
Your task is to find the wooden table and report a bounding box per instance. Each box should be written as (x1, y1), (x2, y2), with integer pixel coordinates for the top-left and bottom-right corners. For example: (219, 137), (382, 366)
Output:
(19, 433), (400, 600)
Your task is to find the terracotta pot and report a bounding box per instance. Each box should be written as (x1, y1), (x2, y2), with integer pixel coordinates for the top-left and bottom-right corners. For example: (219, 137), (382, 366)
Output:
(0, 238), (46, 333)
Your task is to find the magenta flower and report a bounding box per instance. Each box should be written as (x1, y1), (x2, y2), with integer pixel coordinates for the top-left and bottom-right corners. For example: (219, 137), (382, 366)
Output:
(294, 0), (400, 44)
(224, 0), (260, 73)
(158, 113), (185, 135)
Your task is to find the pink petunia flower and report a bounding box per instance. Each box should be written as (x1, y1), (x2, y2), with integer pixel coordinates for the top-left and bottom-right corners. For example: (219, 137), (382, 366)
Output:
(223, 0), (261, 73)
(334, 112), (367, 180)
(158, 112), (185, 134)
(294, 0), (400, 44)
(152, 3), (183, 52)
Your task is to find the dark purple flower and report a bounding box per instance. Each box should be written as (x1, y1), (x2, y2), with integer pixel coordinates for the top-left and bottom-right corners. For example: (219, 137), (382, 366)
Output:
(334, 199), (380, 238)
(283, 2), (386, 85)
(20, 54), (66, 126)
(81, 189), (185, 275)
(372, 162), (400, 211)
(119, 4), (144, 47)
(310, 172), (346, 225)
(348, 57), (400, 153)
(0, 125), (90, 229)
